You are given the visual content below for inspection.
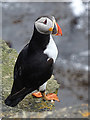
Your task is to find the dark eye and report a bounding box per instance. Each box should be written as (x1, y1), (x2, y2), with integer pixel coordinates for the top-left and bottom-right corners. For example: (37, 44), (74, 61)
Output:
(43, 19), (47, 24)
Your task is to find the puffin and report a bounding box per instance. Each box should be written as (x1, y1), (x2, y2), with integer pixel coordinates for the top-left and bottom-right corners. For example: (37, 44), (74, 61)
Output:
(5, 16), (62, 107)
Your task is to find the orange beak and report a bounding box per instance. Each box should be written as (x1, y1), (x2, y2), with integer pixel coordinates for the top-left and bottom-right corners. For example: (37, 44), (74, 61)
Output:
(56, 22), (62, 36)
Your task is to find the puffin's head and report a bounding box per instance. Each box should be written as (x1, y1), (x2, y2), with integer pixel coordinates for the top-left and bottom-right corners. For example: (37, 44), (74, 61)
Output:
(35, 16), (62, 36)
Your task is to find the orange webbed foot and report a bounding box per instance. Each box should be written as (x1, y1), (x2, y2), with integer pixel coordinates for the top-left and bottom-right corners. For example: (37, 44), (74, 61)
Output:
(32, 91), (42, 98)
(32, 92), (60, 102)
(45, 93), (60, 102)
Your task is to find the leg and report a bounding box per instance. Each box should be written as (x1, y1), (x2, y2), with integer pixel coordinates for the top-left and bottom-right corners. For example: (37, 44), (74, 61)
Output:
(32, 82), (60, 102)
(32, 82), (47, 98)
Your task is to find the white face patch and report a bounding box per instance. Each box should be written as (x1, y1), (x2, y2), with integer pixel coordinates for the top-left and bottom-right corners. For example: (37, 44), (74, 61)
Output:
(44, 35), (58, 63)
(35, 17), (53, 34)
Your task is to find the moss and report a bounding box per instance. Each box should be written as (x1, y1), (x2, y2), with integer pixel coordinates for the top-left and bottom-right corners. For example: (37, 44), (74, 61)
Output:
(1, 40), (18, 99)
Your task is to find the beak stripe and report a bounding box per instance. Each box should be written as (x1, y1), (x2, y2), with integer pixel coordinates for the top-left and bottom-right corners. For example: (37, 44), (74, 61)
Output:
(56, 23), (62, 36)
(52, 23), (57, 35)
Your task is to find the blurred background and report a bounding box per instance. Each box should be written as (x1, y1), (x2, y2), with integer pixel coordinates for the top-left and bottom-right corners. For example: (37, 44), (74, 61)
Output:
(1, 1), (89, 109)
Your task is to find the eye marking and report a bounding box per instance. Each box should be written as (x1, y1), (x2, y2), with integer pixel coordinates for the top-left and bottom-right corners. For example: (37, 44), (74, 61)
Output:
(43, 19), (47, 24)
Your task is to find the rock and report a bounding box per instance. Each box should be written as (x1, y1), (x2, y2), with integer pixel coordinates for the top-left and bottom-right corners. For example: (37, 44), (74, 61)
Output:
(1, 39), (60, 117)
(1, 103), (89, 118)
(46, 104), (89, 118)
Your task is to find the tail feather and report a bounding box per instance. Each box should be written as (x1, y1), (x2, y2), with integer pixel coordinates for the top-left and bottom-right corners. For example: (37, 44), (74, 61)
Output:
(5, 87), (31, 107)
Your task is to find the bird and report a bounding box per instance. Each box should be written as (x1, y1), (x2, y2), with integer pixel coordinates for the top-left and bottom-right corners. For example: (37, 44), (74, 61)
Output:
(5, 16), (62, 107)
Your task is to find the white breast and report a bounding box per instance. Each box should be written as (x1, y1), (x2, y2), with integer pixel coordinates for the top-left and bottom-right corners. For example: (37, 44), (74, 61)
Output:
(44, 35), (58, 63)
